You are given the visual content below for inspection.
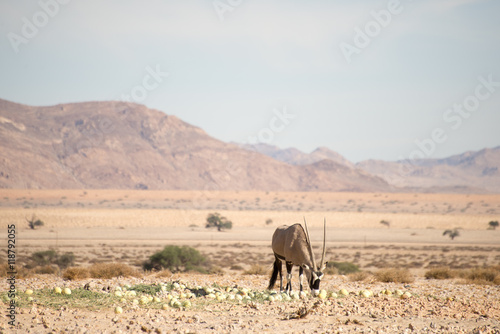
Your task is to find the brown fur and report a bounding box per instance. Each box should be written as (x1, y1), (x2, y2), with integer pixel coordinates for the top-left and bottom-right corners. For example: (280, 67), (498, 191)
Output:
(271, 224), (314, 268)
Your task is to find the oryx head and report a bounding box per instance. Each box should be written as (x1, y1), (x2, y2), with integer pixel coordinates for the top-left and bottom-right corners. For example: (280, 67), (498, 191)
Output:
(302, 217), (327, 296)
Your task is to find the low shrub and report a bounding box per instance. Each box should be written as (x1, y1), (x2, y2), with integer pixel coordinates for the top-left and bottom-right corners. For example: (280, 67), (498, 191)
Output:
(89, 263), (138, 279)
(460, 266), (500, 285)
(375, 268), (414, 283)
(28, 250), (75, 270)
(209, 266), (225, 275)
(57, 252), (76, 269)
(326, 262), (360, 275)
(230, 265), (244, 271)
(425, 267), (456, 280)
(243, 264), (268, 275)
(143, 245), (209, 273)
(33, 265), (59, 275)
(0, 264), (33, 279)
(28, 250), (57, 267)
(154, 269), (173, 278)
(348, 271), (373, 282)
(63, 267), (90, 280)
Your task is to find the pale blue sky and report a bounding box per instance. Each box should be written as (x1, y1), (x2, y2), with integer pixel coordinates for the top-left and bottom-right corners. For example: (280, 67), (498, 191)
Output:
(1, 0), (499, 162)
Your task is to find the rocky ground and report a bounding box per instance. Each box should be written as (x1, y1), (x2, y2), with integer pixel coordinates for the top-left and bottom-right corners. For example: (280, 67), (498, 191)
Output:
(4, 274), (500, 334)
(3, 190), (499, 333)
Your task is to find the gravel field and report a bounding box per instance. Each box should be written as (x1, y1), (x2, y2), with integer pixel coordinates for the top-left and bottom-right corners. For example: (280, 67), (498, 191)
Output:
(3, 273), (500, 334)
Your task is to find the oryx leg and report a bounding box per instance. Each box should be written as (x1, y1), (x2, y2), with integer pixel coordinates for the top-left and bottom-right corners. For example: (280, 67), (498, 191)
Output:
(299, 266), (304, 292)
(278, 260), (283, 292)
(277, 258), (283, 292)
(285, 262), (293, 294)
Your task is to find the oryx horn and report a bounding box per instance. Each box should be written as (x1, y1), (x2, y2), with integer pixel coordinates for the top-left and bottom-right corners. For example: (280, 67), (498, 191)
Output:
(303, 217), (317, 270)
(320, 218), (326, 269)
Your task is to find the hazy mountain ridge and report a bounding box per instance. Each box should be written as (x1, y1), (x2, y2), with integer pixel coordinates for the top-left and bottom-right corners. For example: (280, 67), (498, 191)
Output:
(238, 143), (500, 194)
(0, 99), (392, 192)
(238, 143), (354, 167)
(1, 99), (498, 192)
(356, 147), (500, 193)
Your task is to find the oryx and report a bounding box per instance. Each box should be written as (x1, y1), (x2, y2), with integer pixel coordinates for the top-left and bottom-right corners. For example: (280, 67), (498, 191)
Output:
(268, 218), (327, 295)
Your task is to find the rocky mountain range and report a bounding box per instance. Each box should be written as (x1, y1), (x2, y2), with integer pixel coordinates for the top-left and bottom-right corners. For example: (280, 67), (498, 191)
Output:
(244, 144), (500, 193)
(0, 98), (498, 193)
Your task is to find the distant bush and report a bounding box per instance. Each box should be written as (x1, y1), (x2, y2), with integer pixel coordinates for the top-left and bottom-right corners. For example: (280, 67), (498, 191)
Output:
(0, 264), (33, 279)
(63, 267), (90, 280)
(488, 221), (499, 230)
(29, 250), (57, 267)
(459, 266), (500, 285)
(33, 265), (58, 275)
(154, 269), (173, 278)
(425, 267), (456, 280)
(243, 264), (268, 275)
(143, 245), (209, 273)
(375, 268), (414, 283)
(425, 266), (500, 285)
(89, 263), (138, 279)
(230, 264), (244, 271)
(28, 250), (75, 269)
(57, 252), (76, 269)
(326, 261), (360, 275)
(206, 212), (233, 231)
(209, 266), (225, 275)
(348, 271), (373, 282)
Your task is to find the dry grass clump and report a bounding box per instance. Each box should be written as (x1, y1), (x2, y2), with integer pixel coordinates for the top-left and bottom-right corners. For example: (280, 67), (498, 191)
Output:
(230, 265), (244, 271)
(32, 265), (59, 275)
(326, 262), (360, 276)
(425, 267), (456, 280)
(154, 269), (173, 278)
(0, 264), (34, 279)
(425, 266), (500, 285)
(459, 266), (500, 285)
(243, 264), (269, 275)
(375, 268), (414, 284)
(63, 267), (90, 280)
(88, 263), (139, 279)
(348, 271), (374, 282)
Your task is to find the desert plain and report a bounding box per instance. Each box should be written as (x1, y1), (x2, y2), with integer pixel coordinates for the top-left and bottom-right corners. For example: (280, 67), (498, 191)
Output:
(1, 189), (500, 333)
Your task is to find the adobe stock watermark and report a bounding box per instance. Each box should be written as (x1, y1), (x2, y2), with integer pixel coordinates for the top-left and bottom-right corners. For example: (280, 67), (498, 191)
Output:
(339, 0), (404, 64)
(120, 64), (169, 103)
(396, 74), (499, 177)
(184, 106), (294, 220)
(245, 106), (296, 145)
(7, 0), (72, 54)
(67, 63), (168, 156)
(213, 0), (243, 21)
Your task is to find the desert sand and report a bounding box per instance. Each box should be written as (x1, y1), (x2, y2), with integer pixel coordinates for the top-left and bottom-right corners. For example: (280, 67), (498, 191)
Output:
(1, 190), (499, 333)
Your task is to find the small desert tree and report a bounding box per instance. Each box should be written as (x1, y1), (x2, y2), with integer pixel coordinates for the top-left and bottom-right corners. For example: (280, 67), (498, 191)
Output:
(488, 221), (499, 230)
(380, 220), (390, 228)
(443, 228), (460, 240)
(205, 212), (232, 231)
(26, 214), (44, 230)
